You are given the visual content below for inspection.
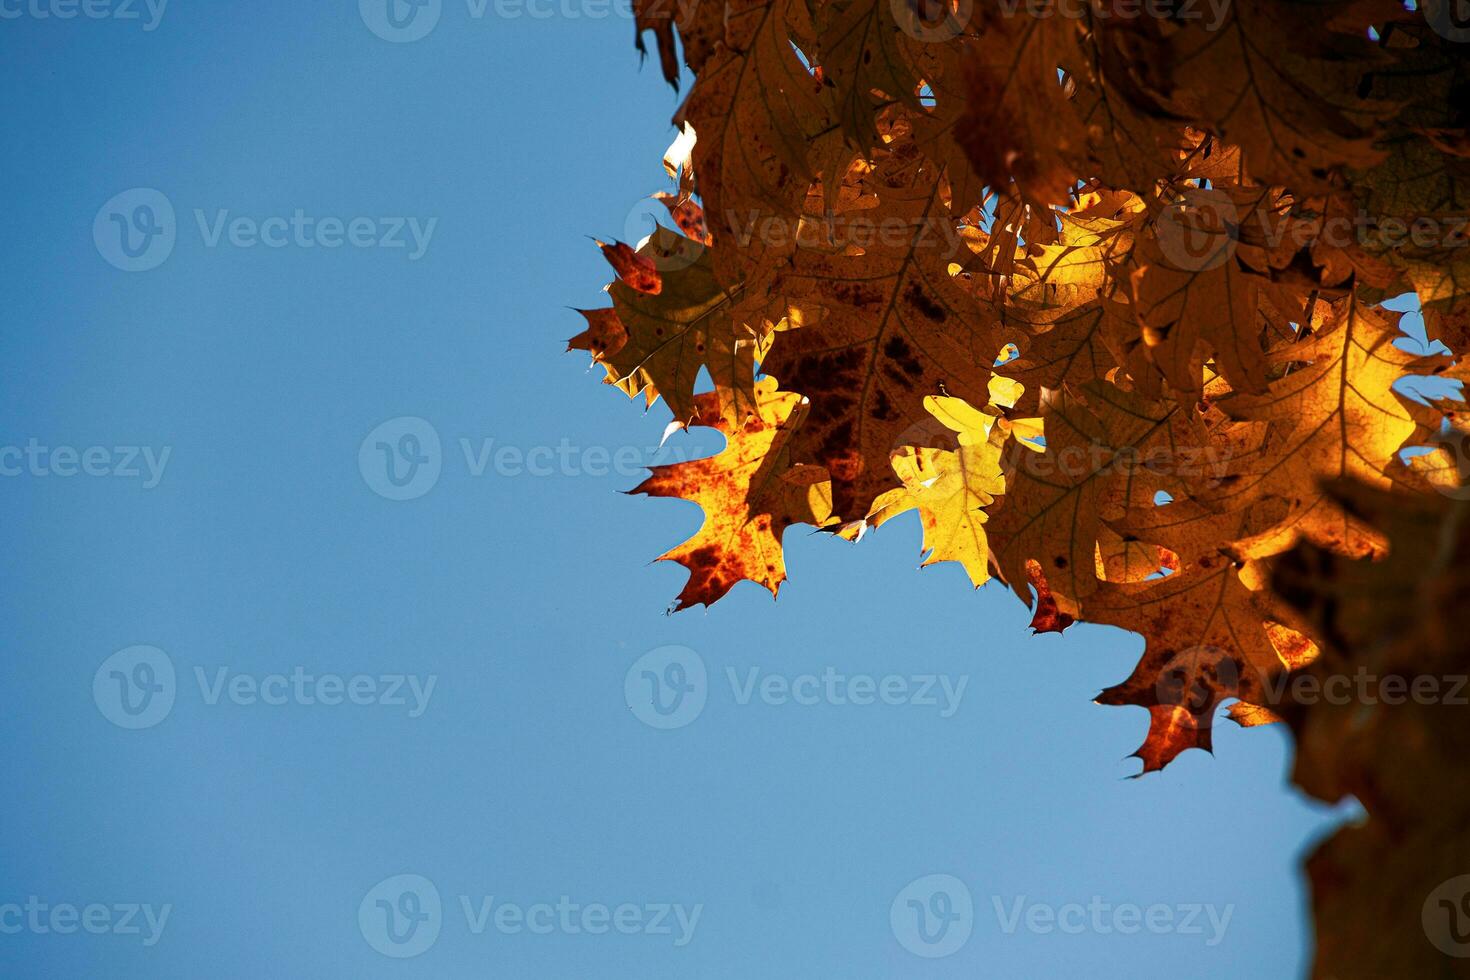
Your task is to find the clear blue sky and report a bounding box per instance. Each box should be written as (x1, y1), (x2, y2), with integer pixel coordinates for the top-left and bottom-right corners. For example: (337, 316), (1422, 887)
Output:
(1, 3), (1352, 976)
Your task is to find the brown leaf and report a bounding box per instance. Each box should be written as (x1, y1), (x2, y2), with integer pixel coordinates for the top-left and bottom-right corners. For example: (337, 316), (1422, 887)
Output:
(633, 378), (837, 609)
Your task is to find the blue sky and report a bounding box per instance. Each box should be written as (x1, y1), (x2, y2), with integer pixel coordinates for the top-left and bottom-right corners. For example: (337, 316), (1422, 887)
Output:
(1, 3), (1353, 976)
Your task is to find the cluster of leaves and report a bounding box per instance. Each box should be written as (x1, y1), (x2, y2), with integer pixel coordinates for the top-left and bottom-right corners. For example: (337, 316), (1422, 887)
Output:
(570, 2), (1469, 969)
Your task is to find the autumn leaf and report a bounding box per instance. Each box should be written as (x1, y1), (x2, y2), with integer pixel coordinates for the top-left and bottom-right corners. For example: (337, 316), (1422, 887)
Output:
(672, 0), (851, 264)
(1214, 295), (1449, 555)
(654, 191), (714, 246)
(954, 10), (1087, 208)
(1123, 190), (1277, 399)
(1086, 559), (1289, 773)
(986, 380), (1210, 615)
(597, 238), (662, 295)
(813, 0), (931, 152)
(1147, 0), (1393, 192)
(633, 378), (836, 609)
(577, 10), (1470, 972)
(859, 393), (1009, 587)
(755, 143), (1003, 519)
(570, 227), (764, 427)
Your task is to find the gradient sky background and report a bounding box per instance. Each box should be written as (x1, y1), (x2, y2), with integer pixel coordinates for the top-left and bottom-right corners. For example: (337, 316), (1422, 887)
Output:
(2, 3), (1360, 977)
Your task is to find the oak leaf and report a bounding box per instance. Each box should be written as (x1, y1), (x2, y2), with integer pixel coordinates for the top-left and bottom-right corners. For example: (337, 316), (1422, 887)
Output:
(570, 227), (763, 427)
(633, 378), (836, 609)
